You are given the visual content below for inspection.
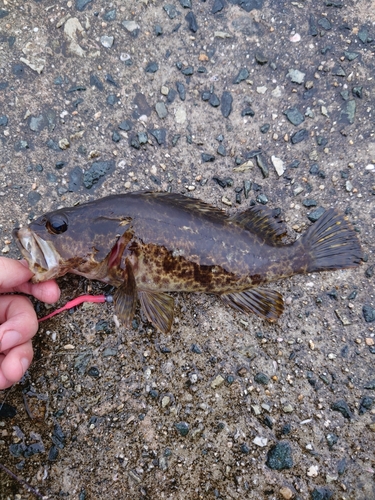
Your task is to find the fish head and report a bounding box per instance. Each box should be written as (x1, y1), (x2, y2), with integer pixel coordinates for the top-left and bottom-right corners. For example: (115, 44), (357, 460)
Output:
(13, 201), (132, 283)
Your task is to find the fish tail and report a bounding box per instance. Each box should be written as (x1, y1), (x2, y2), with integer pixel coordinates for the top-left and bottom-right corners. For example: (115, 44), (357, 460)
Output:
(301, 209), (362, 273)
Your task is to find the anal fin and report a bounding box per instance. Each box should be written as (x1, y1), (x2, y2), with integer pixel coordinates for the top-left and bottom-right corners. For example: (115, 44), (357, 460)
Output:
(114, 259), (137, 327)
(138, 291), (174, 333)
(221, 287), (284, 321)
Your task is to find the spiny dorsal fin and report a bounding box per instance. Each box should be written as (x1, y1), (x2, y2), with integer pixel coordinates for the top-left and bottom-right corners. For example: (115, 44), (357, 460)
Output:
(147, 192), (229, 222)
(231, 205), (287, 246)
(221, 287), (284, 321)
(138, 290), (174, 333)
(114, 259), (137, 327)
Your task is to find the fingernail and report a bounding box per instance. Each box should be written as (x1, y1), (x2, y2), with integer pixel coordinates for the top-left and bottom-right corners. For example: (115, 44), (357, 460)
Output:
(21, 357), (30, 372)
(0, 331), (22, 352)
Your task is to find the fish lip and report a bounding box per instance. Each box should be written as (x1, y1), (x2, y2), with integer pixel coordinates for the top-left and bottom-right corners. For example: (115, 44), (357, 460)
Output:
(13, 227), (62, 282)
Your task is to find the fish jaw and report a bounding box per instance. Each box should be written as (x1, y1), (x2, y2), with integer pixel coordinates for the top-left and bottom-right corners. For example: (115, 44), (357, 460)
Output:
(13, 227), (64, 283)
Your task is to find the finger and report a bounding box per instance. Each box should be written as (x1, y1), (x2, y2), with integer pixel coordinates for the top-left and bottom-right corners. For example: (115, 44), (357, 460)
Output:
(0, 296), (38, 352)
(0, 341), (33, 389)
(0, 258), (33, 290)
(14, 280), (61, 304)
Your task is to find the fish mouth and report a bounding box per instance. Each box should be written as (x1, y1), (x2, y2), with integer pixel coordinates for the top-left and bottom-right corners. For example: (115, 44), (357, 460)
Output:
(13, 227), (63, 283)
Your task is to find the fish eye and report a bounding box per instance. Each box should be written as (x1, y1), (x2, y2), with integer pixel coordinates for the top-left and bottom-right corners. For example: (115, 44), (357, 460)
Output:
(46, 214), (68, 235)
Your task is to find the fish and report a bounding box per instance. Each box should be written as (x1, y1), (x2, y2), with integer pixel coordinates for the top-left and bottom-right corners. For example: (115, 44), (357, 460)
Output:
(13, 191), (362, 333)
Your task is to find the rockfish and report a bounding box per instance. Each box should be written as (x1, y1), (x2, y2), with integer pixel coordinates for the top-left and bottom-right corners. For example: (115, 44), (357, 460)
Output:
(13, 192), (362, 333)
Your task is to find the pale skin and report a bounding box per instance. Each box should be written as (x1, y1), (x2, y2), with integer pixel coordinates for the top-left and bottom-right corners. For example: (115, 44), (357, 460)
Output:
(0, 258), (60, 390)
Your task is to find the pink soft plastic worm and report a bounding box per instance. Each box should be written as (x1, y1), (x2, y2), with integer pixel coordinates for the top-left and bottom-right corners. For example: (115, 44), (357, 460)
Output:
(38, 294), (111, 322)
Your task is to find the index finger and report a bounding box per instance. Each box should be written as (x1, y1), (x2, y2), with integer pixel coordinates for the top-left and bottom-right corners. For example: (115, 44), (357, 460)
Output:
(0, 258), (33, 290)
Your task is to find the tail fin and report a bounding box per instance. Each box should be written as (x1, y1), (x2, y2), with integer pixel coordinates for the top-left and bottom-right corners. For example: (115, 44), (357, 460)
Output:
(301, 209), (362, 273)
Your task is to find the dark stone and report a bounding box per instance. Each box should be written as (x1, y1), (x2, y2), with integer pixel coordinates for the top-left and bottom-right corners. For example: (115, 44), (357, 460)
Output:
(202, 153), (215, 162)
(358, 26), (368, 44)
(87, 367), (100, 378)
(176, 81), (186, 100)
(309, 14), (318, 36)
(9, 443), (27, 458)
(112, 131), (121, 142)
(243, 180), (252, 198)
(0, 402), (17, 418)
(334, 65), (346, 77)
(326, 433), (338, 448)
(175, 422), (189, 436)
(76, 0), (93, 11)
(179, 0), (192, 7)
(365, 265), (374, 278)
(352, 86), (363, 98)
(0, 82), (9, 90)
(47, 139), (60, 151)
(106, 94), (118, 106)
(233, 0), (264, 13)
(345, 51), (359, 61)
(256, 194), (268, 205)
(67, 85), (86, 93)
(181, 66), (193, 76)
(68, 166), (83, 192)
(233, 67), (249, 84)
(318, 17), (332, 30)
(264, 415), (273, 429)
(221, 91), (233, 118)
(254, 372), (270, 385)
(103, 8), (116, 21)
(337, 458), (347, 475)
(331, 399), (353, 419)
(27, 191), (41, 205)
(83, 160), (115, 189)
(201, 90), (210, 101)
(149, 128), (166, 145)
(145, 62), (159, 73)
(213, 177), (233, 188)
(307, 207), (325, 222)
(119, 120), (132, 131)
(302, 199), (317, 207)
(240, 443), (250, 454)
(74, 353), (92, 375)
(209, 93), (220, 107)
(172, 134), (181, 146)
(89, 74), (103, 91)
(0, 9), (9, 18)
(48, 445), (59, 461)
(164, 4), (178, 19)
(185, 12), (198, 32)
(311, 487), (333, 500)
(340, 100), (356, 124)
(309, 163), (320, 175)
(359, 396), (373, 415)
(217, 144), (226, 156)
(105, 73), (118, 86)
(364, 379), (375, 390)
(191, 344), (202, 354)
(291, 128), (308, 144)
(52, 424), (66, 449)
(212, 0), (225, 13)
(284, 107), (304, 126)
(266, 441), (293, 470)
(138, 132), (148, 145)
(0, 115), (8, 126)
(255, 52), (267, 64)
(154, 24), (163, 36)
(167, 88), (177, 103)
(289, 160), (300, 168)
(260, 123), (270, 133)
(242, 107), (255, 117)
(132, 93), (152, 118)
(130, 136), (140, 149)
(363, 305), (375, 323)
(256, 153), (269, 178)
(24, 442), (45, 457)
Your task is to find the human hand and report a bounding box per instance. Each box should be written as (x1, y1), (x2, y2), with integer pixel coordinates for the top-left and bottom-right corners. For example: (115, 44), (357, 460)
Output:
(0, 258), (60, 390)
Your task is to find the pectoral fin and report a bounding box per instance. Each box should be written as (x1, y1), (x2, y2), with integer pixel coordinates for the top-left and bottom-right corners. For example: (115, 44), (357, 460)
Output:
(114, 259), (137, 327)
(138, 291), (174, 333)
(221, 287), (284, 321)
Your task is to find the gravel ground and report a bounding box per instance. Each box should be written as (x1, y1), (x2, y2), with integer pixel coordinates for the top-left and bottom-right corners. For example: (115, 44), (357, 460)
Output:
(0, 1), (374, 499)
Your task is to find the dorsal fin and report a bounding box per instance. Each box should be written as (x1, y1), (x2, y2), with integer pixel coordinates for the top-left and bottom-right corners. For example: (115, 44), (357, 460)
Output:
(231, 205), (287, 246)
